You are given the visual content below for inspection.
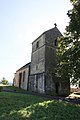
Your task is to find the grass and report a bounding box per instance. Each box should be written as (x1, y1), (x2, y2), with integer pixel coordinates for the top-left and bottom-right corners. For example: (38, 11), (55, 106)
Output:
(0, 92), (80, 120)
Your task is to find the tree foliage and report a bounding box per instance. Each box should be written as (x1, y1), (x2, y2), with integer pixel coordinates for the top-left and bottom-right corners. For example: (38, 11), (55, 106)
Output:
(1, 77), (8, 85)
(56, 0), (80, 84)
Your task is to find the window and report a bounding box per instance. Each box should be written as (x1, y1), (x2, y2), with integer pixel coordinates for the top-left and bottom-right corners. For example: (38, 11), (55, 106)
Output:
(23, 71), (25, 82)
(54, 39), (57, 46)
(36, 41), (39, 49)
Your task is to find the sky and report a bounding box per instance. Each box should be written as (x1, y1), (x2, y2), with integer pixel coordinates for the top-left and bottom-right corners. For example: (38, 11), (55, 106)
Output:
(0, 0), (72, 83)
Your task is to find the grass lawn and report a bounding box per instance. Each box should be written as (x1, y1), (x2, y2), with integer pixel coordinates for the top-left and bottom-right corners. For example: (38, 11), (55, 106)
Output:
(0, 92), (80, 120)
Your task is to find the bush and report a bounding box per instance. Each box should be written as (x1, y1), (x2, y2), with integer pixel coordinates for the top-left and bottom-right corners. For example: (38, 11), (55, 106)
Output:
(1, 79), (8, 85)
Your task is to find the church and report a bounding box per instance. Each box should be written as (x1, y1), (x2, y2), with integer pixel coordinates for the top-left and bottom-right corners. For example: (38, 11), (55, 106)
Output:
(13, 25), (70, 96)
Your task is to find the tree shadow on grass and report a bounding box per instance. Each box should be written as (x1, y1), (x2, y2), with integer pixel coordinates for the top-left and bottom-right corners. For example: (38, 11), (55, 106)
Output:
(0, 92), (80, 120)
(0, 92), (48, 120)
(25, 100), (80, 120)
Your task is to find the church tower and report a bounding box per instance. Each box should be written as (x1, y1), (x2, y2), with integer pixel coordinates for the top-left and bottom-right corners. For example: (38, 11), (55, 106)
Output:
(29, 26), (70, 95)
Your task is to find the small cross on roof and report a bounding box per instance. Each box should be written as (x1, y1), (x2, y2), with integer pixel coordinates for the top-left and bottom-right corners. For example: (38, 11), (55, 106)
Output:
(54, 23), (57, 27)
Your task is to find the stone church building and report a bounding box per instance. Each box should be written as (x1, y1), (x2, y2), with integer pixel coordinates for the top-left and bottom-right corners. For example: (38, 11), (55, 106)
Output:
(13, 26), (70, 96)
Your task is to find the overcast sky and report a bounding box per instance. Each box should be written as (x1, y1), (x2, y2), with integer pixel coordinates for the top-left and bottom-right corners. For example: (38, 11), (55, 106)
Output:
(0, 0), (72, 83)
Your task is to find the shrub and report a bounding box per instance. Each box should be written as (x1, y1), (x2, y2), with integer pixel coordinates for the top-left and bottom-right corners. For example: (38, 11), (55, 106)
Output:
(1, 79), (8, 85)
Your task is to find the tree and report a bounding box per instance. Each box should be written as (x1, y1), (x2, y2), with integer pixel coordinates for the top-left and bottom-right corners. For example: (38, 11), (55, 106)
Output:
(56, 0), (80, 84)
(1, 77), (9, 85)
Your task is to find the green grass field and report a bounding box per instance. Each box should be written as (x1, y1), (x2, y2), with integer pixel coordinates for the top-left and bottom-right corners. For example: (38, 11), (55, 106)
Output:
(0, 92), (80, 120)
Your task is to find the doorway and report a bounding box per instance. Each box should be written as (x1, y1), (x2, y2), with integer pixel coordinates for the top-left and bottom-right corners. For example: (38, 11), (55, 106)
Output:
(19, 73), (22, 88)
(55, 82), (59, 94)
(36, 76), (38, 92)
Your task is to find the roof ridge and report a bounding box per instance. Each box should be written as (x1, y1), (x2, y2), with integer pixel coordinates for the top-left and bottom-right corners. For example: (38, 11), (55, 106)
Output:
(16, 62), (31, 72)
(32, 27), (60, 44)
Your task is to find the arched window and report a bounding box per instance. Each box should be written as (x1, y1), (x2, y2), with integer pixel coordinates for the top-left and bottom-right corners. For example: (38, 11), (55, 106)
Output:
(36, 41), (39, 49)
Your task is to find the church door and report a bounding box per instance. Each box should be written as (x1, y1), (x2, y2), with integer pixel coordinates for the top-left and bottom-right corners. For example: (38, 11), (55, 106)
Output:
(19, 73), (22, 88)
(36, 76), (38, 92)
(55, 82), (59, 94)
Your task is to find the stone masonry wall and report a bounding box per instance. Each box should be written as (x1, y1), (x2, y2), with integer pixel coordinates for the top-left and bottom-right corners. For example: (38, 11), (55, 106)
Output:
(31, 34), (45, 75)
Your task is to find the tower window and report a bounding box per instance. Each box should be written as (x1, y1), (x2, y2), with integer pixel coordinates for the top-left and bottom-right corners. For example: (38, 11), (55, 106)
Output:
(54, 39), (57, 46)
(36, 41), (39, 49)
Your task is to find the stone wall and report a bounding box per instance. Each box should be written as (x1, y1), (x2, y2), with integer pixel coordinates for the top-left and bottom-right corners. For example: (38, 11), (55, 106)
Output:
(45, 46), (56, 73)
(29, 73), (45, 93)
(45, 73), (55, 94)
(31, 34), (45, 75)
(32, 34), (45, 52)
(13, 73), (19, 87)
(58, 81), (70, 95)
(45, 27), (62, 47)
